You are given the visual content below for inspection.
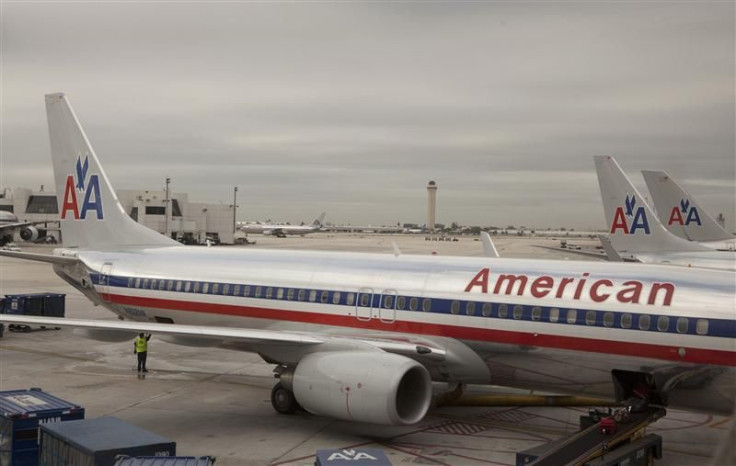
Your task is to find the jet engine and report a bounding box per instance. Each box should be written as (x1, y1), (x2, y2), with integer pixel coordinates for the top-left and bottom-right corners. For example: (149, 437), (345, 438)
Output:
(290, 351), (432, 425)
(19, 226), (40, 242)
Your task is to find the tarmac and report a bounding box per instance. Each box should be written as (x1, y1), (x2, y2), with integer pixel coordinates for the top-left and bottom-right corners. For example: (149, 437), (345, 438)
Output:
(0, 234), (733, 465)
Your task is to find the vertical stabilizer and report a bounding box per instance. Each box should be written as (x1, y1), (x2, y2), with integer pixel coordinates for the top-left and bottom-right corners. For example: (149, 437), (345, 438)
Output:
(312, 212), (326, 228)
(593, 156), (709, 257)
(46, 93), (178, 248)
(641, 170), (733, 242)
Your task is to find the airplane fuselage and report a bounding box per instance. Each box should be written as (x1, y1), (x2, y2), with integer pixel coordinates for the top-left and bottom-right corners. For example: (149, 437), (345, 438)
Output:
(61, 246), (736, 415)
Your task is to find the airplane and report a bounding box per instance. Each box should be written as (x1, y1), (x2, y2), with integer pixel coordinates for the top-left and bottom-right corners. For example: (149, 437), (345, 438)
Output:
(0, 94), (734, 428)
(0, 210), (51, 246)
(594, 156), (736, 272)
(642, 170), (735, 251)
(239, 213), (326, 238)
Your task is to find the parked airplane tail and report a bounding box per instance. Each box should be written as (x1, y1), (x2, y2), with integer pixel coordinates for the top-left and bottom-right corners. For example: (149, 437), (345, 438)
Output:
(46, 93), (177, 248)
(312, 212), (326, 228)
(641, 170), (733, 242)
(593, 156), (710, 257)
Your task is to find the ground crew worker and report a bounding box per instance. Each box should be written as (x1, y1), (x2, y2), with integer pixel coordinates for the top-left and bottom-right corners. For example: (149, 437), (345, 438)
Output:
(134, 333), (152, 373)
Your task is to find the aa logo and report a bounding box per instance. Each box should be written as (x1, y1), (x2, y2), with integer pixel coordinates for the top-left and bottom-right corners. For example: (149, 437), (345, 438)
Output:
(61, 155), (104, 220)
(668, 199), (701, 226)
(610, 194), (650, 235)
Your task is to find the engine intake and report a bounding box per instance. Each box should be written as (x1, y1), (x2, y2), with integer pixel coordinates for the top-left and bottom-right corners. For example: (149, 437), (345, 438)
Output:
(292, 351), (432, 425)
(20, 226), (40, 242)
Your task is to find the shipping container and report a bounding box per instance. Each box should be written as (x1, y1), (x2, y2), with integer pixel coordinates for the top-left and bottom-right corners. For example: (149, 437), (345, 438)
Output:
(114, 456), (215, 466)
(315, 448), (392, 465)
(0, 388), (85, 466)
(2, 293), (66, 317)
(40, 417), (176, 466)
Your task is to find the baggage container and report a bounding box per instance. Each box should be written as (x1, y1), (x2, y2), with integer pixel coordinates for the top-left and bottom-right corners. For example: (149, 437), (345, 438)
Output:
(40, 417), (176, 466)
(0, 388), (85, 466)
(315, 448), (392, 465)
(114, 456), (215, 466)
(2, 293), (66, 317)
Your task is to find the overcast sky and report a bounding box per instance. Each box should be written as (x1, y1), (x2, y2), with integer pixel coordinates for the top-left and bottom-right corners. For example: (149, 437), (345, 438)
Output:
(1, 1), (734, 230)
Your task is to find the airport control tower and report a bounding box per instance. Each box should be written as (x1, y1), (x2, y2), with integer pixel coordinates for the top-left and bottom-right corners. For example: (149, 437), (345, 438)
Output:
(427, 180), (437, 231)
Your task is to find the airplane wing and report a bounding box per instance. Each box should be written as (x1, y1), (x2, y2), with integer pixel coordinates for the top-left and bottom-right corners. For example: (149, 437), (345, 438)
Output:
(481, 232), (499, 258)
(0, 315), (446, 362)
(0, 250), (79, 265)
(0, 222), (35, 232)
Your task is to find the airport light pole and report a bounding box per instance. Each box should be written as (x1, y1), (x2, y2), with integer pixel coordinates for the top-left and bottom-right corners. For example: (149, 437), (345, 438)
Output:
(233, 186), (239, 235)
(164, 177), (171, 238)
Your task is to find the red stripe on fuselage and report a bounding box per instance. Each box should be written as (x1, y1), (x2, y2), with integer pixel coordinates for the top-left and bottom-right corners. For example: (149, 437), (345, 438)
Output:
(103, 293), (735, 367)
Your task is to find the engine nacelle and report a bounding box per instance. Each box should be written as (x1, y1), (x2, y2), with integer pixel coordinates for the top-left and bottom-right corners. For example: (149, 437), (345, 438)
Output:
(291, 352), (432, 425)
(20, 226), (39, 242)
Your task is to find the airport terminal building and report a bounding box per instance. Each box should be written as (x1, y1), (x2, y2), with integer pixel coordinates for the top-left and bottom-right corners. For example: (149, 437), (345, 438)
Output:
(0, 187), (235, 245)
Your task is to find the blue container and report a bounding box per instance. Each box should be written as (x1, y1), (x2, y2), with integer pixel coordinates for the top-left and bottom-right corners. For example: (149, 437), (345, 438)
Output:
(40, 417), (176, 466)
(0, 388), (85, 466)
(114, 457), (214, 466)
(2, 293), (65, 317)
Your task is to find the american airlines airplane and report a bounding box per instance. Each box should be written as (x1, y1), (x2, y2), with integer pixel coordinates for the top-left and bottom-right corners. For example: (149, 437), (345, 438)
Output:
(1, 95), (734, 427)
(594, 156), (736, 272)
(642, 170), (735, 251)
(0, 211), (49, 246)
(239, 213), (326, 238)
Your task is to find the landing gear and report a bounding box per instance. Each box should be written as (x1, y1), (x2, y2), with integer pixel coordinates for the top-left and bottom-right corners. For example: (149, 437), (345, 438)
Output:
(271, 382), (299, 414)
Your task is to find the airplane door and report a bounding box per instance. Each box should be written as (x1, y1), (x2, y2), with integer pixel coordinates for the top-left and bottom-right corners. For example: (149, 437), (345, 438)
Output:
(356, 287), (373, 321)
(379, 289), (397, 323)
(100, 263), (113, 302)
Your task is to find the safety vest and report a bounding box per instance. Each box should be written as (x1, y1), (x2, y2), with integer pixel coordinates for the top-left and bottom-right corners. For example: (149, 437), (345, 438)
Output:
(135, 336), (148, 353)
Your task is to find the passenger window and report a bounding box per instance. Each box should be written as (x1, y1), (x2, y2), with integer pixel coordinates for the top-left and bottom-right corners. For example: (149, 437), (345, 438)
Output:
(586, 310), (596, 326)
(277, 288), (284, 299)
(383, 295), (393, 309)
(266, 287), (273, 299)
(513, 305), (523, 320)
(696, 319), (709, 335)
(422, 299), (431, 312)
(333, 291), (341, 305)
(346, 292), (355, 306)
(202, 283), (210, 294)
(255, 286), (262, 298)
(151, 279), (157, 290)
(396, 296), (406, 310)
(450, 301), (460, 315)
(159, 280), (166, 291)
(298, 289), (306, 301)
(212, 283), (219, 294)
(167, 280), (173, 291)
(234, 284), (241, 296)
(498, 304), (508, 318)
(223, 284), (230, 295)
(603, 312), (614, 328)
(482, 303), (492, 317)
(287, 289), (295, 301)
(676, 317), (688, 334)
(244, 285), (251, 297)
(321, 291), (329, 303)
(193, 282), (200, 293)
(566, 309), (577, 324)
(621, 313), (632, 329)
(184, 281), (191, 292)
(135, 278), (141, 289)
(128, 277), (133, 288)
(639, 314), (650, 331)
(176, 281), (182, 292)
(549, 308), (559, 323)
(409, 297), (419, 311)
(531, 307), (541, 321)
(657, 315), (669, 332)
(360, 294), (370, 307)
(143, 278), (150, 289)
(309, 290), (317, 302)
(466, 302), (476, 316)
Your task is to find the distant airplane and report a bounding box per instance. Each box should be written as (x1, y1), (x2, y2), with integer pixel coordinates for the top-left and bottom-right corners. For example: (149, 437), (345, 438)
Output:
(594, 156), (735, 271)
(1, 95), (734, 428)
(642, 170), (735, 251)
(240, 213), (326, 237)
(0, 211), (50, 246)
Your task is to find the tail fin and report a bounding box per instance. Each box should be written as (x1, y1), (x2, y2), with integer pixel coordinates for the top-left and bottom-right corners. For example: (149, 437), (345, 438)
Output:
(593, 156), (710, 256)
(312, 212), (326, 228)
(641, 170), (733, 242)
(46, 93), (177, 248)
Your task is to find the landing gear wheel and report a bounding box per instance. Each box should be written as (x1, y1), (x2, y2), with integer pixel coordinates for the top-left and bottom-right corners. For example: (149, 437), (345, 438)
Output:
(271, 382), (298, 415)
